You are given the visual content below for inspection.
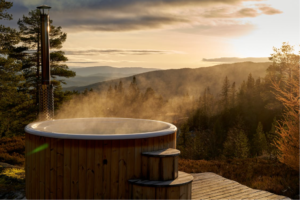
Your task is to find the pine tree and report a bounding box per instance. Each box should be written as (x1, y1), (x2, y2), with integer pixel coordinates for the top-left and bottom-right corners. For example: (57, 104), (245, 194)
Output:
(255, 77), (261, 88)
(114, 84), (117, 91)
(107, 85), (113, 99)
(265, 118), (279, 158)
(223, 127), (249, 159)
(238, 80), (247, 103)
(230, 82), (236, 108)
(0, 0), (19, 55)
(272, 43), (299, 171)
(0, 57), (34, 137)
(247, 73), (255, 91)
(201, 88), (208, 114)
(267, 42), (296, 83)
(235, 130), (249, 159)
(0, 0), (35, 137)
(178, 124), (190, 149)
(0, 0), (12, 20)
(17, 9), (75, 106)
(129, 76), (140, 100)
(252, 122), (267, 156)
(144, 87), (155, 101)
(221, 76), (230, 111)
(117, 81), (123, 94)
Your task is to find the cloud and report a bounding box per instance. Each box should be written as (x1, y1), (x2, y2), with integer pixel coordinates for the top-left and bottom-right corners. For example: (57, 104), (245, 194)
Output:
(66, 56), (143, 63)
(186, 23), (256, 37)
(7, 0), (281, 33)
(203, 7), (259, 18)
(202, 5), (282, 19)
(258, 6), (282, 15)
(21, 0), (258, 11)
(64, 49), (185, 55)
(67, 62), (98, 64)
(237, 8), (259, 17)
(203, 57), (270, 62)
(63, 15), (189, 32)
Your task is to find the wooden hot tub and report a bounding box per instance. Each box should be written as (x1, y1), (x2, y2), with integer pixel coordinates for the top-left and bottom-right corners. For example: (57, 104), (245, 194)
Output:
(25, 118), (178, 199)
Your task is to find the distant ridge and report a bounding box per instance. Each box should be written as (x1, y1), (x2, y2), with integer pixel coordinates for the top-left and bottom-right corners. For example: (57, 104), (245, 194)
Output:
(63, 66), (160, 87)
(70, 66), (160, 76)
(64, 62), (271, 98)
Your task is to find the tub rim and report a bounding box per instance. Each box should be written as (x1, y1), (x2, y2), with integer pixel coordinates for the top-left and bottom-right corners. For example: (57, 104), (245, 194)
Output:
(25, 117), (177, 140)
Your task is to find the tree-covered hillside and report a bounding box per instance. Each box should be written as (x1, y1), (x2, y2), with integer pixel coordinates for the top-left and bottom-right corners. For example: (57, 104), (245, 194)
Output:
(65, 62), (271, 98)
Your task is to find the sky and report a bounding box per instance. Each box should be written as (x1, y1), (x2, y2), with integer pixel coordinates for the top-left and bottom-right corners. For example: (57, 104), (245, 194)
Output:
(4, 0), (300, 69)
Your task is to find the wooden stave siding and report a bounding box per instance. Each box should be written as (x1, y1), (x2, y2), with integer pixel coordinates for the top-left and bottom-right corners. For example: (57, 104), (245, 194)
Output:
(146, 156), (179, 181)
(25, 132), (176, 199)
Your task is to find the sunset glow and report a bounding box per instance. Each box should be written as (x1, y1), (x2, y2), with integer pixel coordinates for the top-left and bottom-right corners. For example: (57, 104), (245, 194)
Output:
(6, 0), (299, 69)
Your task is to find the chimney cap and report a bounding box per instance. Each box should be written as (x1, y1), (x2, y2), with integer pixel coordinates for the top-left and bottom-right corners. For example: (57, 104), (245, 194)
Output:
(37, 5), (51, 14)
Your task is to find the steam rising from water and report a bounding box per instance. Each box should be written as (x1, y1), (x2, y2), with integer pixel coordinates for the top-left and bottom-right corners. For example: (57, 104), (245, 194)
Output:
(34, 118), (171, 135)
(55, 62), (268, 126)
(55, 88), (195, 126)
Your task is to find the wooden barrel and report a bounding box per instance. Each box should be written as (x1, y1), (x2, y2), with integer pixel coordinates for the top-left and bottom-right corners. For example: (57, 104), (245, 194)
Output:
(25, 118), (177, 199)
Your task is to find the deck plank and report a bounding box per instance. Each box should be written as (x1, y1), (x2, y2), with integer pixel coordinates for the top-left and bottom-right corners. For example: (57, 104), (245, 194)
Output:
(191, 173), (290, 200)
(129, 171), (193, 187)
(193, 179), (239, 188)
(193, 184), (245, 197)
(225, 189), (265, 199)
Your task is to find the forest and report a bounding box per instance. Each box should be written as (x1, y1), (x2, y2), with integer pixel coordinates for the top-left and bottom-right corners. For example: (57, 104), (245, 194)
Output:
(0, 0), (299, 198)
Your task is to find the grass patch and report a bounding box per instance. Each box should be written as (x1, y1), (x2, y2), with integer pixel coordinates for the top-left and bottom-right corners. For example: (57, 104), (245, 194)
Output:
(179, 158), (299, 199)
(2, 168), (25, 179)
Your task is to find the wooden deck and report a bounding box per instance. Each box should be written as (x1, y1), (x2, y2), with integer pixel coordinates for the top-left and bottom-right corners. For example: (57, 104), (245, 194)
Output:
(192, 173), (290, 200)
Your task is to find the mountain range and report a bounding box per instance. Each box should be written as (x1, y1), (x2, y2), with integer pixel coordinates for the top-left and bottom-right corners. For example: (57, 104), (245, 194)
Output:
(63, 62), (271, 98)
(62, 66), (159, 87)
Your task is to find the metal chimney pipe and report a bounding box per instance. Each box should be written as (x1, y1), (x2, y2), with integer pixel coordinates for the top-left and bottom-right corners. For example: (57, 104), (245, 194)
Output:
(40, 13), (50, 85)
(37, 5), (54, 120)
